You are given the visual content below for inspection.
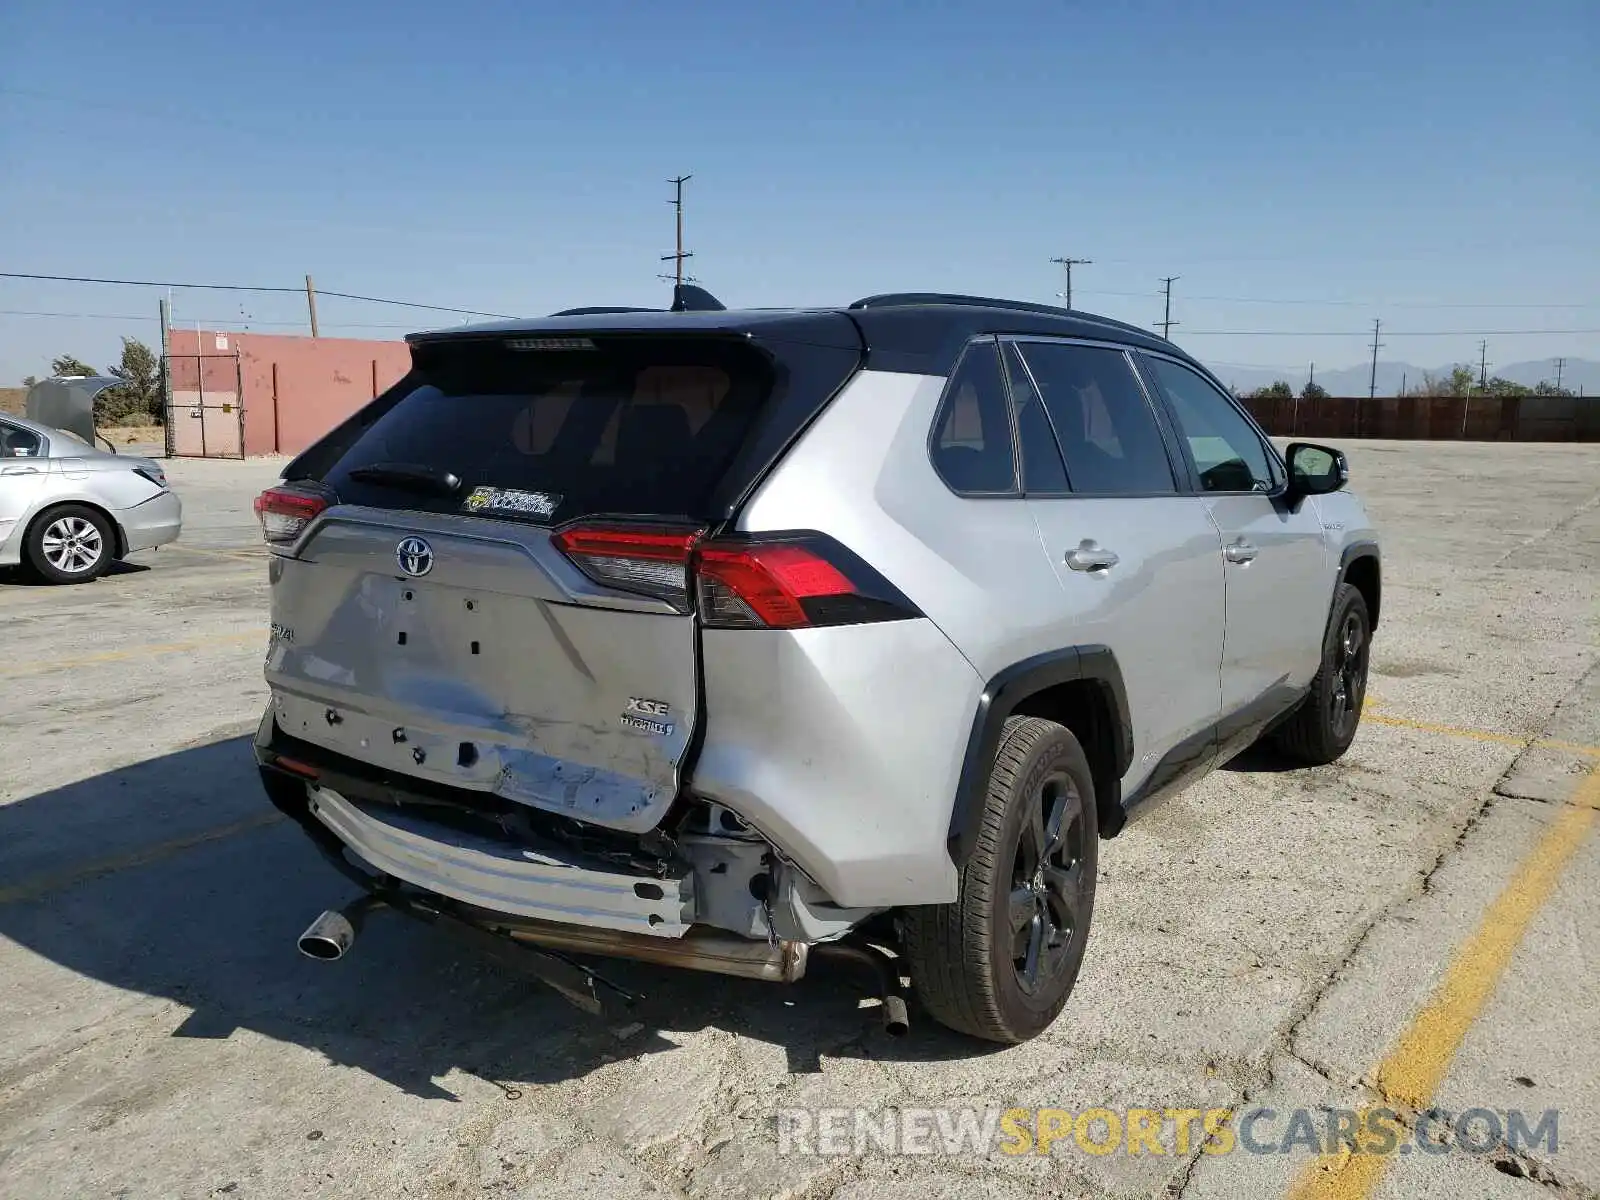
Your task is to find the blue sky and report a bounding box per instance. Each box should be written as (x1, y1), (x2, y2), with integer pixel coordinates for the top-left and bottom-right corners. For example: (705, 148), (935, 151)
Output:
(1, 0), (1595, 388)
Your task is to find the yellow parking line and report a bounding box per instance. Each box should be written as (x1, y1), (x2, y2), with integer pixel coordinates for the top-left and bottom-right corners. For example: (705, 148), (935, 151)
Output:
(1285, 768), (1600, 1200)
(0, 810), (286, 906)
(0, 630), (260, 679)
(1362, 710), (1600, 759)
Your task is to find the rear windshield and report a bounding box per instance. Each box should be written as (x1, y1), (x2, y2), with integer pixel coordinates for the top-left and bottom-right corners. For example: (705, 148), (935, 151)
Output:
(325, 336), (774, 522)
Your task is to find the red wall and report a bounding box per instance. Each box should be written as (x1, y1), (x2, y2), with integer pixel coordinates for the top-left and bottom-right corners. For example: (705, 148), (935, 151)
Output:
(166, 330), (412, 456)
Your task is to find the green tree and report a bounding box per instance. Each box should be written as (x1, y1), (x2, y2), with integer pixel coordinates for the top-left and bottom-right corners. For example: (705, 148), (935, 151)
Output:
(99, 337), (164, 424)
(1533, 380), (1574, 397)
(1300, 381), (1329, 401)
(21, 374), (38, 387)
(1482, 376), (1530, 398)
(1247, 380), (1295, 400)
(50, 354), (98, 378)
(1417, 366), (1476, 396)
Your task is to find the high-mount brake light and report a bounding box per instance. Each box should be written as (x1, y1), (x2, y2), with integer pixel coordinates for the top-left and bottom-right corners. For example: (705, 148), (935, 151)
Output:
(550, 524), (702, 608)
(254, 485), (331, 545)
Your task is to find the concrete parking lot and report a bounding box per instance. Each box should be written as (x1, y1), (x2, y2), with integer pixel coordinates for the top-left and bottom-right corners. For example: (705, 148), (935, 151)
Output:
(1, 441), (1596, 1200)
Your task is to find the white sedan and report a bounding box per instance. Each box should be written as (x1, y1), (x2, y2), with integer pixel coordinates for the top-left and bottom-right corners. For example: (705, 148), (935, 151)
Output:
(0, 413), (183, 583)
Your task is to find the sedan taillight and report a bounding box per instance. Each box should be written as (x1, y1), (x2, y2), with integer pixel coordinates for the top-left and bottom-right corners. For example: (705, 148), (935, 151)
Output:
(254, 484), (331, 545)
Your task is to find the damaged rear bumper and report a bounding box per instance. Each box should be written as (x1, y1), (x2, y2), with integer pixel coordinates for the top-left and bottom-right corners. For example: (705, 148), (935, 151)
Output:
(305, 784), (691, 936)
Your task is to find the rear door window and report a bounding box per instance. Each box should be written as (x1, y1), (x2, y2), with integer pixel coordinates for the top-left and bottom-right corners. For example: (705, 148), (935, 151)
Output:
(325, 337), (775, 523)
(1015, 343), (1177, 495)
(929, 339), (1018, 495)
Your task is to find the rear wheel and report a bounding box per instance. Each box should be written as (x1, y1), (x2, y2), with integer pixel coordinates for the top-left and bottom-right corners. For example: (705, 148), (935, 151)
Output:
(1270, 582), (1371, 764)
(26, 504), (114, 584)
(902, 716), (1098, 1043)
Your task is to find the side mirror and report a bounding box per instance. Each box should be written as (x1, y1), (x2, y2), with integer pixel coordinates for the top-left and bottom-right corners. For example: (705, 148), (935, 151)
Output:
(1285, 442), (1348, 501)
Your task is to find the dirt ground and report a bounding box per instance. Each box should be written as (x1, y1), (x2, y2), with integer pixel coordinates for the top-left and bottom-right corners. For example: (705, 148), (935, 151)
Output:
(1, 441), (1597, 1199)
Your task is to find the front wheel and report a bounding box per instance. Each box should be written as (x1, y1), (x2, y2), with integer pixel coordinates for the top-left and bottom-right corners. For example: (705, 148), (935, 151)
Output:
(1270, 582), (1371, 764)
(26, 504), (115, 584)
(901, 716), (1098, 1043)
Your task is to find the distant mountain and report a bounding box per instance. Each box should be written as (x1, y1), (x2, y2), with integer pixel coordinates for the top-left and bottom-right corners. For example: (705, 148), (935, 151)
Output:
(1204, 358), (1599, 398)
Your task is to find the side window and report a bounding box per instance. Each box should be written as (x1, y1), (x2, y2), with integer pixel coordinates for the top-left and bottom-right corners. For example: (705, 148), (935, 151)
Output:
(0, 422), (44, 458)
(1144, 357), (1277, 493)
(930, 340), (1017, 495)
(1014, 343), (1176, 495)
(1002, 342), (1068, 494)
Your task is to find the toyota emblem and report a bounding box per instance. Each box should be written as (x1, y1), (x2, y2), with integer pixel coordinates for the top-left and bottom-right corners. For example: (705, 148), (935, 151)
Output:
(396, 536), (434, 577)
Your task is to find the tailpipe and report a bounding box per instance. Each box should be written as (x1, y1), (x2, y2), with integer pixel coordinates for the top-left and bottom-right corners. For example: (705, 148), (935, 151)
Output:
(297, 896), (383, 962)
(811, 940), (911, 1036)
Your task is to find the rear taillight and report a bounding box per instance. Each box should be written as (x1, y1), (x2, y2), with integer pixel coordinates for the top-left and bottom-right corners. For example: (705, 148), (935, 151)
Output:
(550, 525), (702, 608)
(550, 522), (920, 629)
(695, 535), (920, 629)
(254, 484), (331, 545)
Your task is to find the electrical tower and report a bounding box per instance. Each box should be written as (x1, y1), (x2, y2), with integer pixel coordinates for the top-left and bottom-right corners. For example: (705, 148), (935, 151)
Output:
(1049, 256), (1092, 310)
(1158, 276), (1180, 339)
(659, 175), (695, 288)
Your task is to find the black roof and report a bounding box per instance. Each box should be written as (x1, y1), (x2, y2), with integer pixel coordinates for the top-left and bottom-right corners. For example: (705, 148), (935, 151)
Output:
(407, 291), (1203, 377)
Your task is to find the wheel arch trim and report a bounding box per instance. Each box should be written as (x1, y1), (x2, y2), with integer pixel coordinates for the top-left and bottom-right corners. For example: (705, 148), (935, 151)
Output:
(947, 645), (1132, 866)
(1338, 540), (1380, 628)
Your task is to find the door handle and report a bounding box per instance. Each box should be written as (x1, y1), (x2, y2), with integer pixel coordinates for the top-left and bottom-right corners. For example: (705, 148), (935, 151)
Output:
(1224, 540), (1258, 564)
(1, 465), (42, 475)
(1066, 541), (1120, 572)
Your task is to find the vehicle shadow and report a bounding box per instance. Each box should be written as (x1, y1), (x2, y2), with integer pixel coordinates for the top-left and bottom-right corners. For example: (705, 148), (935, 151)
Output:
(0, 560), (150, 587)
(0, 737), (996, 1100)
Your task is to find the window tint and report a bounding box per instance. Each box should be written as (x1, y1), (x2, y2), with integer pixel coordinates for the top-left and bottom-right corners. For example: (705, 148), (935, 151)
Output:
(930, 340), (1017, 494)
(0, 422), (43, 458)
(1014, 343), (1176, 495)
(1145, 358), (1277, 493)
(326, 337), (773, 522)
(1002, 342), (1068, 494)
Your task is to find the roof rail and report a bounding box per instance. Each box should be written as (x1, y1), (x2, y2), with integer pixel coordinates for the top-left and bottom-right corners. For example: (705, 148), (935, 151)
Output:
(849, 292), (1077, 317)
(849, 292), (1157, 341)
(549, 306), (662, 317)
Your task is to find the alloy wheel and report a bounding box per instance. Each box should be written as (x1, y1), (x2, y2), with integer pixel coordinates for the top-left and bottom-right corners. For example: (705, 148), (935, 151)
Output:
(1007, 772), (1088, 995)
(42, 516), (105, 575)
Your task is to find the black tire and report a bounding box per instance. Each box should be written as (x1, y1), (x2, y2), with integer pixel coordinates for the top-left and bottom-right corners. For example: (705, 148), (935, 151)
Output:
(24, 504), (115, 584)
(1270, 582), (1371, 765)
(902, 716), (1098, 1043)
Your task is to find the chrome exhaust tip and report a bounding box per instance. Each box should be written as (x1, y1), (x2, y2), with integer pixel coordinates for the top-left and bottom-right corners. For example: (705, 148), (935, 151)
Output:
(298, 909), (358, 961)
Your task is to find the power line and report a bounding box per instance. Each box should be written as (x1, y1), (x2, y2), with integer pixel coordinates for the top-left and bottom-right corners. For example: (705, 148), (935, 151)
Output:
(1075, 288), (1600, 310)
(0, 271), (518, 319)
(1177, 328), (1600, 337)
(1049, 256), (1092, 310)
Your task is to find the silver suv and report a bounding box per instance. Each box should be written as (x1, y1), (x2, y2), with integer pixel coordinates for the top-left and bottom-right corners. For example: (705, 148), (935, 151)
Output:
(253, 291), (1379, 1043)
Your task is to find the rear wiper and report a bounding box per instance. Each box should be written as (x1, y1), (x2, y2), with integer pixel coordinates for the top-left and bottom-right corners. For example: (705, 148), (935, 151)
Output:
(347, 462), (462, 496)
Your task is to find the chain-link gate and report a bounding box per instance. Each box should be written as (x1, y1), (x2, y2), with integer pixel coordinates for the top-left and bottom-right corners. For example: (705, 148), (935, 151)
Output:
(163, 350), (245, 458)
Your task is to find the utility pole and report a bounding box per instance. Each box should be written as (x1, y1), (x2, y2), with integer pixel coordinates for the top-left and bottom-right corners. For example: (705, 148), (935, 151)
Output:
(1049, 256), (1092, 310)
(304, 274), (320, 338)
(1308, 362), (1315, 389)
(1478, 340), (1490, 389)
(661, 175), (694, 288)
(1554, 357), (1565, 391)
(1368, 318), (1384, 398)
(1158, 276), (1180, 339)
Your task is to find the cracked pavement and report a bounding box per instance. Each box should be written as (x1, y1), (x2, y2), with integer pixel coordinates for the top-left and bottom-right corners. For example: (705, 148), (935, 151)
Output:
(1, 440), (1596, 1199)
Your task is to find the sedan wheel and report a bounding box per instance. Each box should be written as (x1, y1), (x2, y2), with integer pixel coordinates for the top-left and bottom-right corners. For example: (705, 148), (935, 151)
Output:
(25, 505), (115, 584)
